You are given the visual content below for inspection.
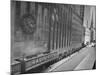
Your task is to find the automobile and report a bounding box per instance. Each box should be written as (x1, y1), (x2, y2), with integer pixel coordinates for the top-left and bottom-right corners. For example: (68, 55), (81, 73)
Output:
(87, 43), (96, 47)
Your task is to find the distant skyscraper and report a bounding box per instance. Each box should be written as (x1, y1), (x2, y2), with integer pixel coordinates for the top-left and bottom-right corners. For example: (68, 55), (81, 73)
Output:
(90, 12), (94, 42)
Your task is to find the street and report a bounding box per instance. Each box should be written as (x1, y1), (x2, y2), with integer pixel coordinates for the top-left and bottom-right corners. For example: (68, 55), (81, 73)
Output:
(44, 46), (96, 72)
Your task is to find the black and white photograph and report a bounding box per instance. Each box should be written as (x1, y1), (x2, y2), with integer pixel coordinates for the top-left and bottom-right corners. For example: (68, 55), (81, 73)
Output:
(11, 0), (96, 75)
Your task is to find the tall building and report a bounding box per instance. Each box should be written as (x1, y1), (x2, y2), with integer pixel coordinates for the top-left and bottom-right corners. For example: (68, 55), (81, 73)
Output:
(90, 11), (96, 42)
(83, 6), (96, 44)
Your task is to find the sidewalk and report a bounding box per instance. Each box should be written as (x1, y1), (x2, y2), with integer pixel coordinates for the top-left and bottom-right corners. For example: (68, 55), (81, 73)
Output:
(44, 46), (96, 72)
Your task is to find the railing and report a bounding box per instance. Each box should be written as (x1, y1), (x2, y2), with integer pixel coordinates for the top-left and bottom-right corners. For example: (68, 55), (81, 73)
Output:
(11, 51), (58, 75)
(25, 51), (58, 71)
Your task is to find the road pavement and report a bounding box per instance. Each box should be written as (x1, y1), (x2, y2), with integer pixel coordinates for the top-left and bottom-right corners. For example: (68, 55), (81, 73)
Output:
(44, 46), (96, 72)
